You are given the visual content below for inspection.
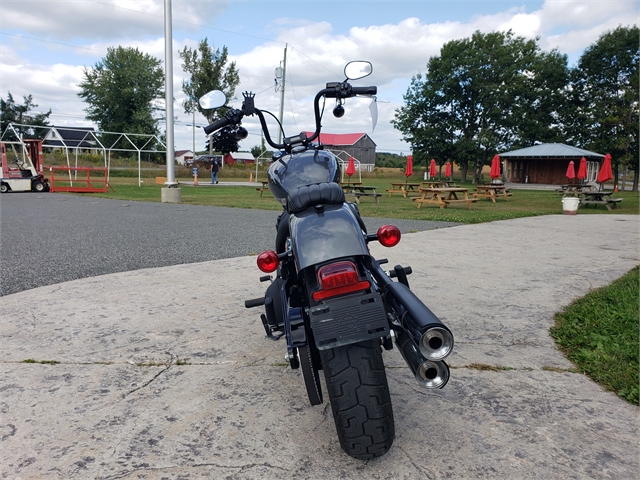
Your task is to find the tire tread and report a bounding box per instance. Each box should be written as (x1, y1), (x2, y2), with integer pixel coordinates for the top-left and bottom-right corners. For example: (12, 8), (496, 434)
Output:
(320, 340), (394, 459)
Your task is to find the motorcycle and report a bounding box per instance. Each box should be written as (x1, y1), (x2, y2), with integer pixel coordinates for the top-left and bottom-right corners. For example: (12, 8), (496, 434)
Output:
(199, 61), (454, 460)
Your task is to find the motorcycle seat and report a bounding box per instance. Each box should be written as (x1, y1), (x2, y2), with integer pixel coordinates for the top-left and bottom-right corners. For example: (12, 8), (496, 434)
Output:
(287, 182), (345, 214)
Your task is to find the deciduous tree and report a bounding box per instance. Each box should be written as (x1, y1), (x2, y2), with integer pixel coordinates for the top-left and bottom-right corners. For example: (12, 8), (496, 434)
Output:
(77, 46), (164, 148)
(1, 92), (52, 139)
(393, 30), (569, 183)
(569, 25), (639, 191)
(180, 38), (240, 154)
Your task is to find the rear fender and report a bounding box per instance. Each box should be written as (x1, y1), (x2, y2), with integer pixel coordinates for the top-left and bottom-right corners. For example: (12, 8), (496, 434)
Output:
(288, 203), (368, 272)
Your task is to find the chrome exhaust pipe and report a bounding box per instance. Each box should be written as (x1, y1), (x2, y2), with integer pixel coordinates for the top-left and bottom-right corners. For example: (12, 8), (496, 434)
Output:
(382, 281), (454, 361)
(395, 329), (450, 389)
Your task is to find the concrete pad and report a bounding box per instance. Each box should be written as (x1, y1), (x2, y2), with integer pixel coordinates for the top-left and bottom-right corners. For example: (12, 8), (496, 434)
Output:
(1, 215), (638, 479)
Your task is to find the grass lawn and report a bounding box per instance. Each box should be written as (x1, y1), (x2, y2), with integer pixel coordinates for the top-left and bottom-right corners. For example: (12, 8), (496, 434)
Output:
(550, 267), (639, 405)
(82, 176), (639, 224)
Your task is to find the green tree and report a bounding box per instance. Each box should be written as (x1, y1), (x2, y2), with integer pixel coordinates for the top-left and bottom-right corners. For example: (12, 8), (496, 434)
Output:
(209, 125), (242, 154)
(393, 30), (569, 183)
(569, 25), (639, 191)
(180, 39), (240, 130)
(77, 46), (164, 149)
(1, 92), (52, 140)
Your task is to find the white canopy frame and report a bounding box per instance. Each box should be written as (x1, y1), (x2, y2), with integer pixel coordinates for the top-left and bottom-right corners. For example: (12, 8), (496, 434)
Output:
(1, 123), (166, 186)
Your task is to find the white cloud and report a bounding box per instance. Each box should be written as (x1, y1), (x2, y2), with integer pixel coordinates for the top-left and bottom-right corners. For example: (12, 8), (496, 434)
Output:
(1, 0), (637, 152)
(0, 0), (227, 40)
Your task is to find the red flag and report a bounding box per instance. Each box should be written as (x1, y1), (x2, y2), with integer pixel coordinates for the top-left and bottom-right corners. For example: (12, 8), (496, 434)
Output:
(445, 161), (452, 178)
(404, 155), (413, 178)
(490, 155), (501, 179)
(429, 158), (437, 177)
(577, 157), (587, 179)
(565, 160), (576, 180)
(597, 153), (612, 183)
(346, 156), (356, 177)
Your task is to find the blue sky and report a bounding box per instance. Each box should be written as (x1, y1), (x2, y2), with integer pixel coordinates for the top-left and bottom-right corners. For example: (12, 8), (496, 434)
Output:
(1, 0), (637, 154)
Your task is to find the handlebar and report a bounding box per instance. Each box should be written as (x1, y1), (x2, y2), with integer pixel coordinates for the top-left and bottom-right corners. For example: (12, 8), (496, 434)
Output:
(203, 116), (231, 135)
(202, 81), (377, 153)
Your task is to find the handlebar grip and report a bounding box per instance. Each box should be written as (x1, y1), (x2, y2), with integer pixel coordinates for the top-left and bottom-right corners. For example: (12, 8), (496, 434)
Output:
(351, 86), (377, 95)
(203, 117), (230, 135)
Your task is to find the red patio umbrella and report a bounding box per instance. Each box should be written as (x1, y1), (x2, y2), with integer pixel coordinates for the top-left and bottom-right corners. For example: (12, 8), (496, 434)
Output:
(445, 161), (452, 179)
(597, 153), (613, 184)
(577, 157), (587, 181)
(429, 158), (437, 178)
(565, 160), (576, 183)
(404, 155), (413, 178)
(490, 154), (501, 180)
(345, 156), (356, 177)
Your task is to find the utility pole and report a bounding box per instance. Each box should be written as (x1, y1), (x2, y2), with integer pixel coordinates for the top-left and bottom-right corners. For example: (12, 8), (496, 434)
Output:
(277, 44), (287, 144)
(161, 0), (181, 203)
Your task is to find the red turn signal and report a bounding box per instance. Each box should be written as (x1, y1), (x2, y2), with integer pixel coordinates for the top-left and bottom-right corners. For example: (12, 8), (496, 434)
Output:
(257, 250), (279, 273)
(377, 225), (401, 247)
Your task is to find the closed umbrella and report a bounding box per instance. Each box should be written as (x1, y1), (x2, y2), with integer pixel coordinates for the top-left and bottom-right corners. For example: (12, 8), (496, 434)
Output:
(577, 157), (587, 181)
(445, 161), (452, 179)
(565, 160), (576, 183)
(490, 154), (501, 180)
(345, 156), (356, 178)
(404, 155), (413, 179)
(429, 158), (437, 178)
(597, 153), (612, 185)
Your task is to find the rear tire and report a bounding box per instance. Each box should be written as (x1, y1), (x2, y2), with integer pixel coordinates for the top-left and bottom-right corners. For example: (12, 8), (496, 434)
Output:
(320, 339), (394, 459)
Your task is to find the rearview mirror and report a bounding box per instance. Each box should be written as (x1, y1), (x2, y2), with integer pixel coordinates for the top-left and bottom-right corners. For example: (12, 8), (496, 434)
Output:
(344, 61), (372, 81)
(199, 90), (227, 110)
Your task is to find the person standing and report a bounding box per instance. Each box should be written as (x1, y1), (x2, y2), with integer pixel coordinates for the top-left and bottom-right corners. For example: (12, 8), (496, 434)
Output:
(211, 157), (219, 184)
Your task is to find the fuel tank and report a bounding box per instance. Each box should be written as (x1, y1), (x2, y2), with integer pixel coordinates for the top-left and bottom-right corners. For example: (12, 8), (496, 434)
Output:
(268, 150), (340, 205)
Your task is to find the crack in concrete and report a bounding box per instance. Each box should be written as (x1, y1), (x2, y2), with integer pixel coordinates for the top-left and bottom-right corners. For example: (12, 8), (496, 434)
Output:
(121, 353), (176, 399)
(101, 461), (289, 479)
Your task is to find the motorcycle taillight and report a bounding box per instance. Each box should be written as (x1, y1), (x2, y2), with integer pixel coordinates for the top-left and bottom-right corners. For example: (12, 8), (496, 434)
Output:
(312, 261), (370, 301)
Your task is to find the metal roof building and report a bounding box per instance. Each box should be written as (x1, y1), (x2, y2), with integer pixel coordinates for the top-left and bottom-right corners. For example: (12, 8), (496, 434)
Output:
(499, 143), (605, 184)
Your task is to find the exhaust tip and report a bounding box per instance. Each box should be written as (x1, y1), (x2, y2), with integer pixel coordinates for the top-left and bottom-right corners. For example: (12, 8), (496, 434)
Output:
(419, 326), (453, 361)
(416, 360), (450, 389)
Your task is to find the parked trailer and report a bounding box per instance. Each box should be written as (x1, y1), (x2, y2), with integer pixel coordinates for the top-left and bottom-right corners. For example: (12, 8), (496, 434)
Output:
(1, 140), (50, 193)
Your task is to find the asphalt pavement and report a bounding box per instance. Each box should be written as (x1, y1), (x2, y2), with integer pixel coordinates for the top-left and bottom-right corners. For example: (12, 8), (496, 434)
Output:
(0, 192), (455, 296)
(0, 191), (638, 479)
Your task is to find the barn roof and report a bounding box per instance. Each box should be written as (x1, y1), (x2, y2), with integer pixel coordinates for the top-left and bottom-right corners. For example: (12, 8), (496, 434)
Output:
(228, 151), (255, 160)
(500, 143), (604, 159)
(303, 132), (374, 146)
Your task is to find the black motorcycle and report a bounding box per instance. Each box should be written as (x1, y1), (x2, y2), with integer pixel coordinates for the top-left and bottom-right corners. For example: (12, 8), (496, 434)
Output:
(199, 61), (454, 460)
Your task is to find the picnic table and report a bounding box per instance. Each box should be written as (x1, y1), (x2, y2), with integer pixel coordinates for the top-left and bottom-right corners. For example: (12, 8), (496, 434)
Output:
(340, 181), (363, 192)
(343, 185), (382, 204)
(256, 181), (270, 196)
(386, 182), (421, 197)
(421, 181), (456, 189)
(580, 191), (623, 211)
(473, 184), (513, 202)
(556, 184), (593, 197)
(412, 187), (477, 209)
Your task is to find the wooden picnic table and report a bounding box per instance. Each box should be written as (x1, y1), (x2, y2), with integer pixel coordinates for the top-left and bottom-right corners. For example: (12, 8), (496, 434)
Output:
(421, 181), (456, 189)
(344, 185), (382, 204)
(412, 187), (477, 209)
(473, 184), (513, 202)
(256, 180), (270, 196)
(386, 182), (421, 197)
(556, 184), (593, 197)
(340, 181), (363, 192)
(580, 191), (622, 211)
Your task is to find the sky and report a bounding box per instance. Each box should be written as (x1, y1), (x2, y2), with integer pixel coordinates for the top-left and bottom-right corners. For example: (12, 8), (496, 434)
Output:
(1, 0), (638, 156)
